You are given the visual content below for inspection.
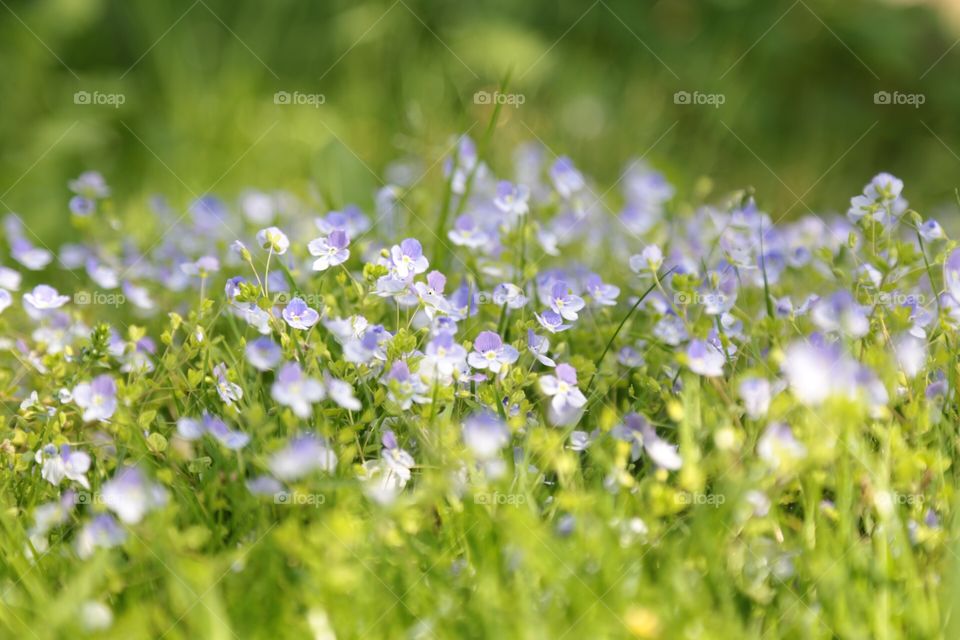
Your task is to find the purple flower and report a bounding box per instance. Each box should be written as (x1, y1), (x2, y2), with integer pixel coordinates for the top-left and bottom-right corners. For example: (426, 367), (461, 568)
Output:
(493, 283), (527, 309)
(629, 245), (663, 273)
(467, 331), (519, 374)
(246, 337), (282, 371)
(944, 248), (960, 303)
(848, 172), (906, 222)
(633, 416), (682, 471)
(177, 413), (250, 450)
(414, 270), (452, 317)
(493, 181), (530, 220)
(11, 239), (53, 270)
(422, 332), (468, 381)
(268, 433), (337, 481)
(0, 289), (12, 315)
(811, 291), (869, 338)
(69, 171), (110, 198)
(550, 157), (585, 199)
(757, 422), (807, 470)
(584, 274), (620, 307)
(390, 238), (429, 278)
(739, 378), (772, 420)
(548, 282), (586, 321)
(24, 285), (70, 312)
(463, 412), (509, 459)
(213, 363), (243, 406)
(76, 514), (127, 559)
(919, 219), (945, 241)
(324, 373), (362, 411)
(539, 364), (587, 418)
(535, 309), (572, 334)
(73, 375), (117, 422)
(69, 196), (96, 216)
(308, 230), (350, 271)
(382, 361), (430, 408)
(246, 475), (283, 496)
(34, 444), (91, 489)
(101, 466), (168, 524)
(271, 363), (325, 418)
(180, 256), (220, 277)
(448, 215), (489, 249)
(686, 340), (725, 377)
(282, 297), (320, 330)
(256, 226), (290, 254)
(527, 330), (556, 367)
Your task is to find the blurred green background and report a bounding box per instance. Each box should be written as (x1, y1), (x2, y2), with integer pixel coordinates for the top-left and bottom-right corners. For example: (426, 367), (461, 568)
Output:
(2, 0), (960, 241)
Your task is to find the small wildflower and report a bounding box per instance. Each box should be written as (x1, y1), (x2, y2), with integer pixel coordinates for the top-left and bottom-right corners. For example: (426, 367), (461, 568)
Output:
(282, 297), (320, 330)
(271, 363), (326, 418)
(256, 226), (290, 254)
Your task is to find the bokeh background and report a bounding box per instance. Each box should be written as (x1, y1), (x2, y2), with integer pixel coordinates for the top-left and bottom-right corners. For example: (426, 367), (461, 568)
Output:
(2, 0), (960, 242)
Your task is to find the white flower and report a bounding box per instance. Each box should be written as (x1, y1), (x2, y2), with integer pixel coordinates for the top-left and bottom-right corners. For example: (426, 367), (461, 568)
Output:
(256, 226), (290, 254)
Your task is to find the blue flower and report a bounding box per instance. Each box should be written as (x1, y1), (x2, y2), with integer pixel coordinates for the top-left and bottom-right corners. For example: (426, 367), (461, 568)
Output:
(308, 230), (350, 271)
(268, 433), (337, 481)
(467, 331), (519, 374)
(245, 337), (282, 371)
(390, 238), (429, 278)
(282, 297), (320, 330)
(101, 466), (168, 524)
(256, 226), (290, 254)
(550, 156), (585, 199)
(72, 375), (117, 422)
(271, 363), (325, 418)
(177, 413), (250, 450)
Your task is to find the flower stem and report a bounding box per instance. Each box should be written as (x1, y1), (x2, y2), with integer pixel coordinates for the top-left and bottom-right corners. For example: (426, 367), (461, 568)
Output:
(587, 266), (676, 393)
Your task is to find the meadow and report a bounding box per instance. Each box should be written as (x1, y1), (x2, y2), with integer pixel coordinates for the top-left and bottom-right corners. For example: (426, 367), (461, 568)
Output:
(4, 1), (960, 639)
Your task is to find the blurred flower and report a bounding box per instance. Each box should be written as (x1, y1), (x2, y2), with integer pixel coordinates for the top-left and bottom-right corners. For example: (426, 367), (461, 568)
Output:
(246, 337), (282, 371)
(268, 433), (337, 481)
(271, 363), (325, 418)
(35, 444), (91, 489)
(101, 466), (168, 524)
(256, 226), (290, 254)
(73, 375), (117, 422)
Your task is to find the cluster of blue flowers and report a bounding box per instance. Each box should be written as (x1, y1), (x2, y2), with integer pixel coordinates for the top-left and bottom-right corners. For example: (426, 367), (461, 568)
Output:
(5, 134), (958, 628)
